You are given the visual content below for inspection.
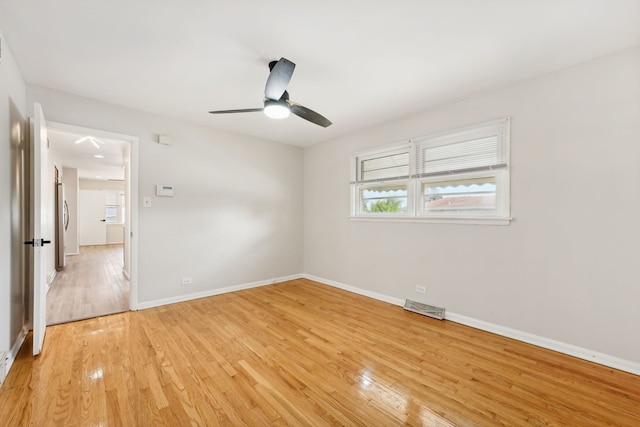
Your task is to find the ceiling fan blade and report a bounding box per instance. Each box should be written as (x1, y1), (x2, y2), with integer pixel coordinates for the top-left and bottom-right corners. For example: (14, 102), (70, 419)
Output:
(264, 58), (295, 100)
(289, 104), (332, 128)
(208, 108), (264, 114)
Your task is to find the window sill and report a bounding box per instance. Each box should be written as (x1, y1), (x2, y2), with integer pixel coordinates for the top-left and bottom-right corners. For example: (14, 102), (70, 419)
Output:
(349, 216), (512, 225)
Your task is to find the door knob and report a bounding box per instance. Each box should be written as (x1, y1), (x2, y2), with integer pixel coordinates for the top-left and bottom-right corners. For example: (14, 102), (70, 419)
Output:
(24, 239), (51, 247)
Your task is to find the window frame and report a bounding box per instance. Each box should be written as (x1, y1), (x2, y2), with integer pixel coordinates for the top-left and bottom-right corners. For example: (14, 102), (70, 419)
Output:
(350, 117), (511, 225)
(104, 190), (125, 224)
(105, 206), (119, 223)
(350, 142), (414, 218)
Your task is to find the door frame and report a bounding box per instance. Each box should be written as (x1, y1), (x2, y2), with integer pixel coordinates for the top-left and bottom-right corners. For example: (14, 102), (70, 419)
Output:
(46, 121), (139, 311)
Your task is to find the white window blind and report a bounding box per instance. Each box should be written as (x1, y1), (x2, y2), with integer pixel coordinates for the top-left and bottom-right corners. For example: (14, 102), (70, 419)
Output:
(105, 191), (119, 206)
(415, 118), (509, 177)
(356, 147), (411, 183)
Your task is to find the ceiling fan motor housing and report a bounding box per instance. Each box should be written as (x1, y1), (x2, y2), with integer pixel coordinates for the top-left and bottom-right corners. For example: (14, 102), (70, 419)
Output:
(264, 99), (290, 119)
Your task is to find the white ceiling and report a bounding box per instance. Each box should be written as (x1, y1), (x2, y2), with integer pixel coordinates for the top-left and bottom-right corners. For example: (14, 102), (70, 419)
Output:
(47, 128), (126, 181)
(1, 1), (639, 147)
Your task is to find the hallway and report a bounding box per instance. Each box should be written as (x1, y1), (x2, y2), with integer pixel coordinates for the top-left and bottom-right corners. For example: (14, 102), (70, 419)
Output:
(46, 244), (129, 325)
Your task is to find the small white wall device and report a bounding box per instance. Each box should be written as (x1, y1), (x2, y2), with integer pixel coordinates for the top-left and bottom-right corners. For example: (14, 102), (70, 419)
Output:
(157, 135), (173, 146)
(156, 185), (174, 197)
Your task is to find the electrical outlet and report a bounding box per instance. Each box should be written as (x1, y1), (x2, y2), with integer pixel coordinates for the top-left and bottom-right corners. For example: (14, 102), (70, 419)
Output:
(181, 277), (193, 285)
(415, 285), (427, 294)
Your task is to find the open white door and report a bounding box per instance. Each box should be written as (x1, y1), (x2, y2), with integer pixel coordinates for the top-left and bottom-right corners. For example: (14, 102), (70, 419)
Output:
(28, 103), (50, 356)
(78, 189), (108, 246)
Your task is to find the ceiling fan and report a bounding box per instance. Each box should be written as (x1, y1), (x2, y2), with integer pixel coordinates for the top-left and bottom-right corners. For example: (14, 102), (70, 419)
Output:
(208, 58), (332, 128)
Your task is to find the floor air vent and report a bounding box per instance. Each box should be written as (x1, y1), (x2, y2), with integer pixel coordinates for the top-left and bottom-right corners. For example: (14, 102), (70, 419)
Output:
(403, 300), (445, 320)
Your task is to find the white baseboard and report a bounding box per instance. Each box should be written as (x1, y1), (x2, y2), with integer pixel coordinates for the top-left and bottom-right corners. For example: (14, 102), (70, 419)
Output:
(1, 327), (29, 387)
(136, 274), (304, 310)
(301, 274), (640, 376)
(0, 352), (5, 386)
(444, 312), (640, 376)
(303, 274), (405, 307)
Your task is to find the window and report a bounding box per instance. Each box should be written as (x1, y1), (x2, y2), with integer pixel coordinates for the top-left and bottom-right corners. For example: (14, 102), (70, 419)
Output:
(351, 117), (510, 223)
(104, 191), (125, 224)
(105, 206), (118, 223)
(352, 145), (412, 217)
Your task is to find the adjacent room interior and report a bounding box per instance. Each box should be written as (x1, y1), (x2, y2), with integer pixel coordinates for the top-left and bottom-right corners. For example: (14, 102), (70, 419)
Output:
(45, 126), (131, 325)
(0, 2), (639, 426)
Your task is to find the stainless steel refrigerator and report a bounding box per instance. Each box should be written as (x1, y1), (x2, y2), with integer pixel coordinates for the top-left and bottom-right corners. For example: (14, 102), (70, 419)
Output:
(55, 182), (67, 270)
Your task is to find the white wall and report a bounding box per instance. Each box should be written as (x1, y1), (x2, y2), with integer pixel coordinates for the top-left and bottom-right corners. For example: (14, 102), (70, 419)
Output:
(304, 47), (640, 368)
(79, 178), (125, 191)
(26, 86), (304, 305)
(0, 25), (27, 371)
(106, 224), (124, 244)
(77, 179), (125, 246)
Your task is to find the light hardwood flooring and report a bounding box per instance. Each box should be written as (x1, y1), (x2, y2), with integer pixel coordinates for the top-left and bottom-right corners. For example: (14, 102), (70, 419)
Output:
(2, 279), (639, 426)
(46, 244), (129, 325)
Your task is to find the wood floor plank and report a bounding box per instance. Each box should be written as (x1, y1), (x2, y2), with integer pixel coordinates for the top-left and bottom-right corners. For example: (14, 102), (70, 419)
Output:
(47, 244), (129, 325)
(2, 278), (639, 426)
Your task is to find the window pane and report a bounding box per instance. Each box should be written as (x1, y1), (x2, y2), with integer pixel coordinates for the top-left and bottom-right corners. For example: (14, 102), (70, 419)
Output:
(105, 206), (118, 223)
(360, 185), (408, 214)
(422, 176), (496, 213)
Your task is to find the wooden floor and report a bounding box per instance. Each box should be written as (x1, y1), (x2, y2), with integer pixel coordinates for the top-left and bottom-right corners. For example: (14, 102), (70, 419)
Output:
(47, 244), (129, 325)
(2, 279), (638, 426)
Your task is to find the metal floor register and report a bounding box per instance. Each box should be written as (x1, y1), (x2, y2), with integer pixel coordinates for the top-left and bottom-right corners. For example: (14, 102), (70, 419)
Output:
(403, 300), (445, 320)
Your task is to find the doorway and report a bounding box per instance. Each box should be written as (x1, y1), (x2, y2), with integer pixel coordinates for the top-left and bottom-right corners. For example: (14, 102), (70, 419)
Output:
(46, 244), (129, 324)
(44, 122), (138, 325)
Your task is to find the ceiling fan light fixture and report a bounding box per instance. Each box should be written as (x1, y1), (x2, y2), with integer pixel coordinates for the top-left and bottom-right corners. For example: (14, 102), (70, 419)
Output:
(264, 100), (290, 119)
(209, 57), (331, 127)
(75, 135), (105, 148)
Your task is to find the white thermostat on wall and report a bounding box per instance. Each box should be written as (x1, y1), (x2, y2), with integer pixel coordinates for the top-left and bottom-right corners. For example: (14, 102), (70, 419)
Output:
(156, 185), (174, 197)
